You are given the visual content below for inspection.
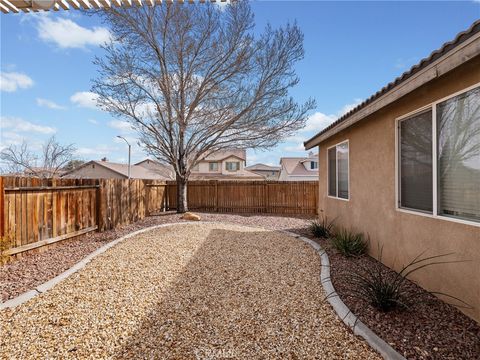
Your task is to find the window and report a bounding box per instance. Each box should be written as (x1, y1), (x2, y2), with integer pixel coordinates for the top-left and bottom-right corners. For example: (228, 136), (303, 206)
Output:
(397, 84), (480, 223)
(226, 162), (240, 171)
(327, 141), (349, 199)
(209, 162), (218, 171)
(399, 110), (433, 212)
(310, 161), (318, 170)
(437, 86), (480, 222)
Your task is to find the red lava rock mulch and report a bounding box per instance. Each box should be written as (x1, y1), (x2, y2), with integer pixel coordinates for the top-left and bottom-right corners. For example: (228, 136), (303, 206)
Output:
(315, 237), (480, 360)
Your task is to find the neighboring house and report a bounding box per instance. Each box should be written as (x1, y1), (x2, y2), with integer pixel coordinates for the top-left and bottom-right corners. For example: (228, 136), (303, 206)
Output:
(278, 152), (319, 181)
(62, 159), (174, 180)
(190, 150), (264, 180)
(135, 159), (175, 179)
(245, 163), (281, 180)
(304, 20), (480, 322)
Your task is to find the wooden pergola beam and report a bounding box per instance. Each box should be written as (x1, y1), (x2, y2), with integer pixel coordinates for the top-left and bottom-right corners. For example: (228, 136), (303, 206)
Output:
(0, 0), (230, 13)
(1, 0), (20, 13)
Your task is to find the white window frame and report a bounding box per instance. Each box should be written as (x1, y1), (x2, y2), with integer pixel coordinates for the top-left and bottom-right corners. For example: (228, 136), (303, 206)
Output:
(395, 82), (480, 227)
(327, 140), (350, 201)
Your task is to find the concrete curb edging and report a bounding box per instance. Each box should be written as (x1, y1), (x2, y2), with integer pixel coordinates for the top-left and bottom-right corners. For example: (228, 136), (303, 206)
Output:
(1, 221), (405, 360)
(281, 231), (406, 360)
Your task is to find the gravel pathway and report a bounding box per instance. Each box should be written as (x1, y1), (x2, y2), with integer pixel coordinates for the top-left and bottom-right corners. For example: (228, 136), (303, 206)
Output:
(0, 212), (312, 302)
(0, 223), (379, 359)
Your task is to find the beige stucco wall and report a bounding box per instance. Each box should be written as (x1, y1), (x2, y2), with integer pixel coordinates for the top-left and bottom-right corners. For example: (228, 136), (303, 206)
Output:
(317, 57), (480, 322)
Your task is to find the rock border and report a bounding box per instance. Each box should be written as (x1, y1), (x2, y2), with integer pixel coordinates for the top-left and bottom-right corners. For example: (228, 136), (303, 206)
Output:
(281, 231), (406, 360)
(1, 222), (405, 360)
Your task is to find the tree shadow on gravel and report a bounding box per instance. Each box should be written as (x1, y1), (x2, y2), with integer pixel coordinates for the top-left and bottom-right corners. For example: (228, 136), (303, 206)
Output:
(112, 228), (359, 359)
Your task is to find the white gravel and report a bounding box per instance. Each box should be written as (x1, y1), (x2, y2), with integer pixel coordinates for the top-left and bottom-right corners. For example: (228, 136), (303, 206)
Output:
(0, 223), (380, 359)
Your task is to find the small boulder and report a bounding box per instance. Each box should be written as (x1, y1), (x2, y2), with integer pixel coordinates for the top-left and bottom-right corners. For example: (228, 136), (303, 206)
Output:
(181, 212), (201, 221)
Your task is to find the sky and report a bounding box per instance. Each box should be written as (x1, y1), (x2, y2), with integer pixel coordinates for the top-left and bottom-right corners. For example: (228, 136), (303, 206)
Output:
(1, 1), (479, 168)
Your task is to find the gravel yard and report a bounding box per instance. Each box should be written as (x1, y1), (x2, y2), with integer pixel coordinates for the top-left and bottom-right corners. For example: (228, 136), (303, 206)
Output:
(0, 212), (312, 302)
(0, 222), (379, 359)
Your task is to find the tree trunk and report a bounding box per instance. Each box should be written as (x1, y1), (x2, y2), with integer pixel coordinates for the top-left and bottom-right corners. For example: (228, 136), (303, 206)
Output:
(176, 175), (188, 213)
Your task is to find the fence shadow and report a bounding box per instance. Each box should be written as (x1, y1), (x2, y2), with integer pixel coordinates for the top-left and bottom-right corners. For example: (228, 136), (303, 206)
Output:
(113, 227), (323, 359)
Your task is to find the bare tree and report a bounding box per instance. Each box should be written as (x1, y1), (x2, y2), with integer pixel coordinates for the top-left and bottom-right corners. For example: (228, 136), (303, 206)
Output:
(0, 136), (76, 178)
(92, 1), (315, 212)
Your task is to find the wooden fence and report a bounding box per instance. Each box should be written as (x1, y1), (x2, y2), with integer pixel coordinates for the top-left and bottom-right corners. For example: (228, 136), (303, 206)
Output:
(0, 177), (167, 257)
(166, 180), (318, 214)
(0, 177), (317, 257)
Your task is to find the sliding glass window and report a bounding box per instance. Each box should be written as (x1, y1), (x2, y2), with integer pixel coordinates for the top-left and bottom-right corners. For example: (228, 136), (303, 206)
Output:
(437, 86), (480, 222)
(398, 84), (479, 224)
(399, 110), (433, 212)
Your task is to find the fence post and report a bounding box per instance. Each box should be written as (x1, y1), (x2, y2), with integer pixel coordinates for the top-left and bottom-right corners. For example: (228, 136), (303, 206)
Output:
(0, 177), (4, 238)
(163, 181), (170, 212)
(263, 182), (267, 213)
(96, 179), (102, 231)
(52, 178), (57, 238)
(145, 180), (150, 216)
(214, 181), (218, 212)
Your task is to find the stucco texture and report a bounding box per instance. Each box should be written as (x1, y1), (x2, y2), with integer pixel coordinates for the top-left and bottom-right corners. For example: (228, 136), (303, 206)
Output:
(317, 57), (480, 322)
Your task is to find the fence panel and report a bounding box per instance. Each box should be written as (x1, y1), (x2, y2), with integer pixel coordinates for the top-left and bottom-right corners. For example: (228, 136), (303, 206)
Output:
(2, 177), (98, 256)
(166, 180), (318, 214)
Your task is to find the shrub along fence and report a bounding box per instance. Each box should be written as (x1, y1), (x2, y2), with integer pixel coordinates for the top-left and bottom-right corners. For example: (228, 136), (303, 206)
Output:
(0, 177), (317, 257)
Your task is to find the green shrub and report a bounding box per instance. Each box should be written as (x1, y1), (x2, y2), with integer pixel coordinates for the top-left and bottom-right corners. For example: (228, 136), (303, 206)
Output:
(345, 250), (469, 312)
(309, 216), (335, 238)
(331, 229), (368, 257)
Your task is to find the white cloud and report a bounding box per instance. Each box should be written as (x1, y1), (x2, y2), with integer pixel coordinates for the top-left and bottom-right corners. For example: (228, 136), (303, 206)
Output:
(109, 120), (133, 133)
(337, 98), (363, 117)
(36, 97), (65, 110)
(0, 71), (34, 92)
(70, 91), (99, 109)
(300, 99), (363, 134)
(0, 131), (25, 148)
(75, 144), (118, 157)
(37, 17), (111, 49)
(301, 112), (336, 133)
(284, 142), (306, 152)
(88, 119), (98, 125)
(0, 116), (56, 134)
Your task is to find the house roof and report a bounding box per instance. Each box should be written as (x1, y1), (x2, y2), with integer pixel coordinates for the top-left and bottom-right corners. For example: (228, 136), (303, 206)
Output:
(305, 19), (480, 149)
(190, 170), (264, 180)
(134, 159), (174, 178)
(245, 163), (281, 171)
(201, 150), (246, 162)
(63, 160), (173, 180)
(280, 156), (318, 177)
